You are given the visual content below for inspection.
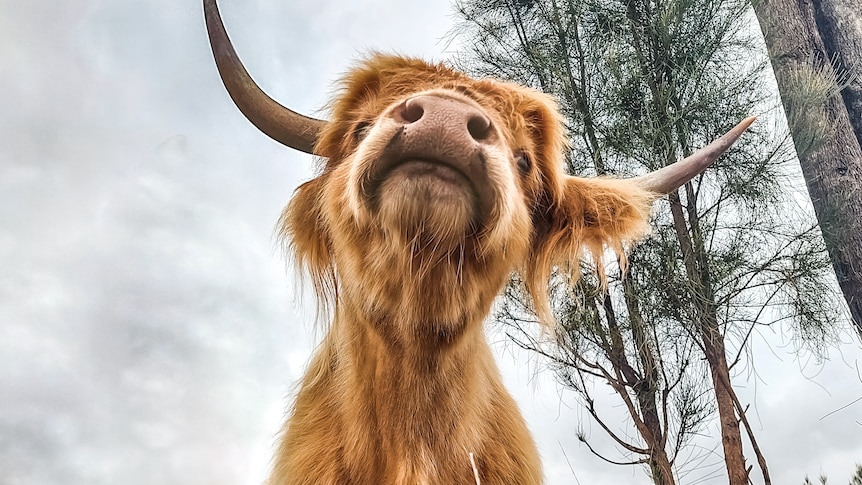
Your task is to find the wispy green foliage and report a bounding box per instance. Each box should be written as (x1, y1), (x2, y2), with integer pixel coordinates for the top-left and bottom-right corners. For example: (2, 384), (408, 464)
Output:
(803, 464), (862, 485)
(453, 0), (843, 481)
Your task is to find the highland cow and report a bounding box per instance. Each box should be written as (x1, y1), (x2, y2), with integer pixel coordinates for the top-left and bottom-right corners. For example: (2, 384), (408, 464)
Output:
(204, 1), (753, 483)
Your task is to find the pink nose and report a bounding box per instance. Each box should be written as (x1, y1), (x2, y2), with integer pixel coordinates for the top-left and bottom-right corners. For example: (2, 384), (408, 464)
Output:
(374, 93), (501, 218)
(390, 94), (494, 145)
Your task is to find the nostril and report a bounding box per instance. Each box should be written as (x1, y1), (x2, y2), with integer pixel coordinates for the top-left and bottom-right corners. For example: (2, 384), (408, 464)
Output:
(467, 114), (492, 141)
(401, 98), (425, 124)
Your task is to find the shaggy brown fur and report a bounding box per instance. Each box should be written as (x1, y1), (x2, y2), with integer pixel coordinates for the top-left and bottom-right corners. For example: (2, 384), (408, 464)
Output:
(272, 54), (655, 484)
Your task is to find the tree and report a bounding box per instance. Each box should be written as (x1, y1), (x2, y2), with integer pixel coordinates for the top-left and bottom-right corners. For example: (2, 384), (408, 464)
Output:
(852, 464), (862, 485)
(751, 0), (862, 334)
(453, 0), (841, 482)
(803, 463), (862, 485)
(811, 0), (862, 142)
(802, 475), (829, 485)
(803, 475), (828, 485)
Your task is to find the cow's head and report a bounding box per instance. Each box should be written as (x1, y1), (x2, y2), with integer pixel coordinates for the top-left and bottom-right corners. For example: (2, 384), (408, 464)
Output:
(204, 0), (753, 339)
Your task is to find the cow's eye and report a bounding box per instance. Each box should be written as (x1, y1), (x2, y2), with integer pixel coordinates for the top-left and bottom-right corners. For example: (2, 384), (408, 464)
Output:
(515, 151), (531, 174)
(353, 121), (372, 141)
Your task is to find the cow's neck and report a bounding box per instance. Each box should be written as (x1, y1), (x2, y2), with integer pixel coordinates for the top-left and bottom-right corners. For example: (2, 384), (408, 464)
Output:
(331, 292), (496, 460)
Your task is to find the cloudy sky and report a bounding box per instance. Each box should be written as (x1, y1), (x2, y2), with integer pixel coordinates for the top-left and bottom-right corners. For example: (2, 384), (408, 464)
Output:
(1, 0), (860, 484)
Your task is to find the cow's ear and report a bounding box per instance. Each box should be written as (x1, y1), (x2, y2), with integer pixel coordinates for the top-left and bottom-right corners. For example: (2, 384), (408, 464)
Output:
(523, 175), (655, 326)
(280, 176), (336, 304)
(562, 176), (655, 257)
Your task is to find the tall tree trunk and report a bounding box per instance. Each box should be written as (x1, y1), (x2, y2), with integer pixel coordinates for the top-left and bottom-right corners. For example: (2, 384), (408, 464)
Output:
(668, 196), (750, 485)
(751, 0), (862, 334)
(701, 320), (749, 485)
(811, 0), (862, 146)
(622, 278), (676, 484)
(602, 291), (677, 484)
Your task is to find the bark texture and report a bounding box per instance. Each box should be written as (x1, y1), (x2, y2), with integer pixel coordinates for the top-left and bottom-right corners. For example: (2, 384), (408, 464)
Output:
(752, 0), (862, 334)
(668, 194), (751, 485)
(812, 0), (862, 146)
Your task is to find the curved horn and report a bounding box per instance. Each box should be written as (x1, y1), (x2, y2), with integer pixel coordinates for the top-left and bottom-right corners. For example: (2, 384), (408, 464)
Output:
(204, 0), (327, 155)
(634, 117), (756, 194)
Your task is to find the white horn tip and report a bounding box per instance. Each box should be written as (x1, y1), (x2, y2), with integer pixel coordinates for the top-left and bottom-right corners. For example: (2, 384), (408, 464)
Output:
(635, 116), (756, 195)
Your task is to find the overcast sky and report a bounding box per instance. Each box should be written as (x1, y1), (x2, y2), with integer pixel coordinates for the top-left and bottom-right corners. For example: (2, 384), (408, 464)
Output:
(1, 1), (861, 484)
